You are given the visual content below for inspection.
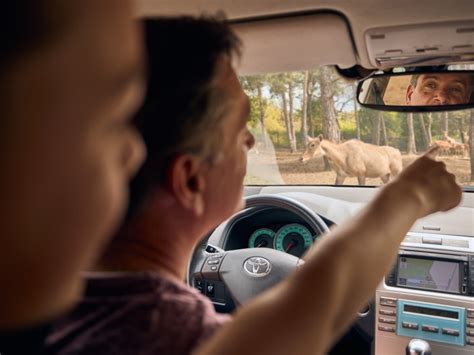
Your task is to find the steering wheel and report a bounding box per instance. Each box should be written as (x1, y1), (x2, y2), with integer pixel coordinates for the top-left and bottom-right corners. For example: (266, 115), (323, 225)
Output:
(187, 194), (375, 351)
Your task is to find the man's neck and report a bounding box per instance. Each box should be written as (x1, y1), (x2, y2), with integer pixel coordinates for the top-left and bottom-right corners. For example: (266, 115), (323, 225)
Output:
(96, 201), (203, 283)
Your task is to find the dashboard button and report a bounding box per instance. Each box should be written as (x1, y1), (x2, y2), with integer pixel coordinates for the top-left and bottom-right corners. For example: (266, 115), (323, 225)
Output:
(467, 308), (474, 319)
(378, 325), (395, 333)
(441, 328), (459, 336)
(379, 317), (396, 324)
(402, 322), (419, 330)
(379, 309), (396, 316)
(421, 325), (439, 333)
(380, 297), (397, 307)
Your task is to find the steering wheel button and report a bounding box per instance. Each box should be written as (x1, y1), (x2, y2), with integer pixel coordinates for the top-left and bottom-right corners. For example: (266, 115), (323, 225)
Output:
(209, 254), (223, 259)
(207, 259), (220, 265)
(206, 283), (215, 296)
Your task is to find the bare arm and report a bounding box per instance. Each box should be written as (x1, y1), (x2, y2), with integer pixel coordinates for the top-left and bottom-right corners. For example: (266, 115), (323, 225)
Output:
(195, 150), (462, 355)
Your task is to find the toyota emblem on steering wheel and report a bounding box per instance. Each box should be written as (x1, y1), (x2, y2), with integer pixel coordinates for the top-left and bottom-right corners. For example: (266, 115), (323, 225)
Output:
(243, 257), (272, 277)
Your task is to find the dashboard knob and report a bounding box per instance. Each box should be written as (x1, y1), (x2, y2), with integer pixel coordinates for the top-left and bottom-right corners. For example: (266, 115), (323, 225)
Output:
(406, 339), (431, 355)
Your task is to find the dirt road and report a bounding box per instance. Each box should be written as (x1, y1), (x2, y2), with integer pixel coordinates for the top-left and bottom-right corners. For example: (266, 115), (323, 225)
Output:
(246, 149), (473, 186)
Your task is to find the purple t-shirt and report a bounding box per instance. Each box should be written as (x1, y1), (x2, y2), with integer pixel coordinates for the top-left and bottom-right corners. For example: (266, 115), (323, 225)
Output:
(46, 272), (231, 355)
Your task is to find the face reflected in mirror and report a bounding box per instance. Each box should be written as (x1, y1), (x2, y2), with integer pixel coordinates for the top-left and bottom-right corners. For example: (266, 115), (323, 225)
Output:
(406, 73), (472, 106)
(357, 72), (474, 109)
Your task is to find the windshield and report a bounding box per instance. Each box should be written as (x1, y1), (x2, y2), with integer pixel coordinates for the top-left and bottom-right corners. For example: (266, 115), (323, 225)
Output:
(242, 67), (474, 188)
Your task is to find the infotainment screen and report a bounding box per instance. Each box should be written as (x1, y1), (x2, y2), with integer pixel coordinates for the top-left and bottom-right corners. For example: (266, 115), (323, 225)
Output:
(397, 257), (460, 293)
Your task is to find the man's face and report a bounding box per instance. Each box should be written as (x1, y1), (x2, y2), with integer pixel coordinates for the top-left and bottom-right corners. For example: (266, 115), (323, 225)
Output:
(406, 73), (471, 105)
(202, 57), (255, 225)
(1, 0), (145, 293)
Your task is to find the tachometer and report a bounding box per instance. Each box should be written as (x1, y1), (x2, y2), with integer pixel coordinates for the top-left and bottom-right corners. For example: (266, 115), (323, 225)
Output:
(248, 228), (275, 249)
(274, 223), (313, 257)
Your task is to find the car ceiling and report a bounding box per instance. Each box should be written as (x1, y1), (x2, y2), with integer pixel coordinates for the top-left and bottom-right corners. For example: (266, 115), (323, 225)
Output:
(135, 0), (474, 74)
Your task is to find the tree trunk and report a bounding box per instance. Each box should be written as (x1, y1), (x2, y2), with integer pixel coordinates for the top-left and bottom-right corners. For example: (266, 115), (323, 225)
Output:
(352, 82), (361, 140)
(381, 115), (388, 145)
(281, 91), (293, 152)
(256, 84), (266, 147)
(427, 113), (433, 144)
(419, 113), (430, 151)
(372, 112), (381, 145)
(444, 111), (449, 134)
(300, 71), (309, 145)
(319, 66), (340, 142)
(407, 113), (417, 154)
(288, 81), (297, 152)
(458, 117), (465, 143)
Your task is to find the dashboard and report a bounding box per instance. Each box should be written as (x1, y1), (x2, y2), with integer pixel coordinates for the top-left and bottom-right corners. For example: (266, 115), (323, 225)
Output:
(191, 190), (474, 355)
(222, 206), (332, 258)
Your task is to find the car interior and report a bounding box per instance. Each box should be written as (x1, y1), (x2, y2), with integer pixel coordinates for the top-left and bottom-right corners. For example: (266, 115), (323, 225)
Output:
(138, 1), (474, 354)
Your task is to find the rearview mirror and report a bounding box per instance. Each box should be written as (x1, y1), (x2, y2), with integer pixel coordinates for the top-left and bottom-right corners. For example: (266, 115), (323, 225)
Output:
(357, 70), (474, 112)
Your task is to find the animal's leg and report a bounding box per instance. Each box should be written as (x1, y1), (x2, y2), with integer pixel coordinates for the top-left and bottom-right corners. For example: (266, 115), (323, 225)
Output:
(357, 176), (366, 185)
(381, 174), (390, 184)
(335, 175), (346, 185)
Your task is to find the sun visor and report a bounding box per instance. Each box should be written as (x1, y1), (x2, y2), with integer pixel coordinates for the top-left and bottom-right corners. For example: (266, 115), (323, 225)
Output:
(232, 13), (356, 75)
(365, 21), (474, 68)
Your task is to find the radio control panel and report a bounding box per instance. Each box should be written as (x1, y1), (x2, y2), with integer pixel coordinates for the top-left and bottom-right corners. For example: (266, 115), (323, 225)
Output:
(376, 233), (474, 355)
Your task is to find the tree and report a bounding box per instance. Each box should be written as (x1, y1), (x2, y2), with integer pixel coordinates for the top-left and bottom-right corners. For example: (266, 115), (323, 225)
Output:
(268, 74), (296, 152)
(426, 113), (433, 144)
(319, 66), (340, 142)
(443, 111), (449, 134)
(300, 71), (310, 144)
(407, 113), (417, 154)
(381, 114), (389, 145)
(352, 82), (361, 140)
(287, 78), (297, 152)
(418, 113), (431, 151)
(372, 112), (381, 145)
(241, 76), (267, 146)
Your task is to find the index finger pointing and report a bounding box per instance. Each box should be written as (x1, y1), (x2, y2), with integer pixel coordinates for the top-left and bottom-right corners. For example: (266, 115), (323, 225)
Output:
(424, 145), (440, 159)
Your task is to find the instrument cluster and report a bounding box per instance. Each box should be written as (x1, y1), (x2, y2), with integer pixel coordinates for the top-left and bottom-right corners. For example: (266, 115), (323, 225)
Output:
(248, 223), (317, 257)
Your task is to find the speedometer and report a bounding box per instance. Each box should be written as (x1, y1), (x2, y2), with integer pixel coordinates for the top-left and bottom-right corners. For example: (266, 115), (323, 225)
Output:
(274, 223), (313, 257)
(248, 228), (275, 249)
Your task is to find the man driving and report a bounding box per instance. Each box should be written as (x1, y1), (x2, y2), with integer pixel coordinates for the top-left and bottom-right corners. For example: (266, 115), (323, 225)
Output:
(405, 73), (473, 105)
(48, 16), (462, 355)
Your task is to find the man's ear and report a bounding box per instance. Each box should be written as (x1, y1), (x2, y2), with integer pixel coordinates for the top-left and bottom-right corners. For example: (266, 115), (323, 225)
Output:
(167, 154), (206, 216)
(406, 84), (414, 104)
